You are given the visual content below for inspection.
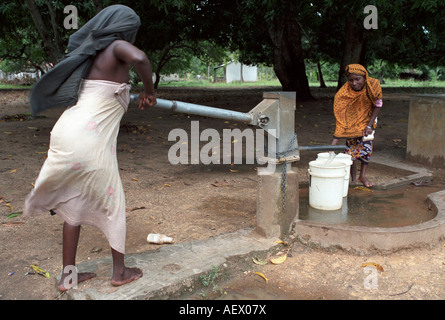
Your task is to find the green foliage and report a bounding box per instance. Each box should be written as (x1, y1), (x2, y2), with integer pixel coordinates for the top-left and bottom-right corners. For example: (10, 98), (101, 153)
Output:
(0, 0), (97, 72)
(199, 265), (225, 298)
(1, 0), (444, 89)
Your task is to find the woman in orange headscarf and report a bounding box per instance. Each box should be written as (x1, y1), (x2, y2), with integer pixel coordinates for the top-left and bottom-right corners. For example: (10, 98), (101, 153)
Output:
(332, 64), (383, 187)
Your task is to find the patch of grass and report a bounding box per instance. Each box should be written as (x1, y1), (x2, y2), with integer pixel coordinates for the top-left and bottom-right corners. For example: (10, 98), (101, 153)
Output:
(157, 79), (281, 88)
(199, 266), (227, 299)
(0, 83), (31, 90)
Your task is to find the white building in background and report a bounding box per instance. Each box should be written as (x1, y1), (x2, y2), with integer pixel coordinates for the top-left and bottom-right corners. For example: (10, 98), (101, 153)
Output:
(158, 74), (180, 82)
(214, 61), (258, 83)
(0, 69), (42, 83)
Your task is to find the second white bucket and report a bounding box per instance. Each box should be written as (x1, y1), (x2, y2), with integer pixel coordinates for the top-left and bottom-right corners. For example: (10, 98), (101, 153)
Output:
(317, 153), (352, 197)
(308, 160), (347, 210)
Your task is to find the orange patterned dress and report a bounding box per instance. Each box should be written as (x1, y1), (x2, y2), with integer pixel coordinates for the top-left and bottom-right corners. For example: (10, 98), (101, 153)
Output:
(333, 64), (383, 163)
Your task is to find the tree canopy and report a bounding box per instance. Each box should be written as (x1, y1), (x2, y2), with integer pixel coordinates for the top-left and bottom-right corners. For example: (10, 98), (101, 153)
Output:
(1, 0), (444, 98)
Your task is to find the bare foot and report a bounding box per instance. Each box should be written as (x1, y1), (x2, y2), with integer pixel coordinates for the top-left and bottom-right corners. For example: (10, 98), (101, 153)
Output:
(58, 272), (97, 292)
(358, 176), (373, 188)
(110, 267), (143, 287)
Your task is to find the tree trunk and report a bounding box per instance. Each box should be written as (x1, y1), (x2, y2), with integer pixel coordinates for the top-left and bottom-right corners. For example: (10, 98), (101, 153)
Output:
(92, 0), (104, 14)
(317, 62), (327, 88)
(240, 63), (244, 82)
(336, 20), (365, 90)
(267, 11), (314, 101)
(25, 0), (63, 63)
(154, 72), (160, 89)
(46, 0), (62, 53)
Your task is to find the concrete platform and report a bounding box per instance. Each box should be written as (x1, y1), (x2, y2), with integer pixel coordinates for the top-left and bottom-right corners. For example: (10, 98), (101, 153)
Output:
(65, 229), (278, 300)
(371, 155), (433, 190)
(406, 94), (445, 168)
(293, 156), (445, 254)
(293, 188), (445, 254)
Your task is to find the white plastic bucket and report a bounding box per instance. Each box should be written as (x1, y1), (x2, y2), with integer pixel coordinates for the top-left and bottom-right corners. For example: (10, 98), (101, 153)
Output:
(308, 160), (346, 210)
(317, 153), (352, 197)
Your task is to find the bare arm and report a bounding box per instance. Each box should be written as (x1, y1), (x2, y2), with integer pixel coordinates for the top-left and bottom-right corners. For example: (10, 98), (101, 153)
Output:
(363, 107), (381, 136)
(113, 40), (156, 110)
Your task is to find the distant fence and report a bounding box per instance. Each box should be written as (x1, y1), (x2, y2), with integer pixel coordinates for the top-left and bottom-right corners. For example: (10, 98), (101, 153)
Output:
(0, 69), (41, 85)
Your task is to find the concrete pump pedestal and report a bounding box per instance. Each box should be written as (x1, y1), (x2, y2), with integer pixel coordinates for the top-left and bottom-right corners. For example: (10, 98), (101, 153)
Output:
(407, 94), (445, 168)
(256, 165), (299, 238)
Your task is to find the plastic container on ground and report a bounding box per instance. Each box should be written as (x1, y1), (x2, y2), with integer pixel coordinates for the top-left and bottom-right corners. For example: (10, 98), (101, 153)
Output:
(147, 233), (173, 244)
(317, 152), (352, 197)
(308, 160), (347, 210)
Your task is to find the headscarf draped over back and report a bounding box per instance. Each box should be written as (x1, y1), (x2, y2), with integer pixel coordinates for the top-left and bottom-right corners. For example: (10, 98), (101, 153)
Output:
(30, 5), (141, 115)
(333, 64), (382, 138)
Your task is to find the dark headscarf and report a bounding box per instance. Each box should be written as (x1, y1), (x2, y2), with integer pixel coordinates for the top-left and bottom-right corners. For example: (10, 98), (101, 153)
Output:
(30, 5), (140, 115)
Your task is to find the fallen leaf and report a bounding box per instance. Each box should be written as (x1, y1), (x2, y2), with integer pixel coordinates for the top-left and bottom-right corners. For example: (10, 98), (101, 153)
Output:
(29, 265), (50, 278)
(7, 212), (22, 219)
(252, 257), (267, 265)
(270, 254), (287, 265)
(1, 221), (24, 227)
(354, 186), (372, 192)
(90, 247), (102, 253)
(163, 183), (171, 187)
(274, 240), (289, 246)
(211, 182), (226, 187)
(361, 262), (384, 272)
(4, 203), (13, 212)
(254, 271), (268, 283)
(131, 178), (139, 182)
(130, 206), (146, 212)
(229, 169), (238, 173)
(9, 169), (17, 173)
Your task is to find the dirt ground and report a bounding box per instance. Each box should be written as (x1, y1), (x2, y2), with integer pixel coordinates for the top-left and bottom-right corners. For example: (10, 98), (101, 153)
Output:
(0, 86), (444, 300)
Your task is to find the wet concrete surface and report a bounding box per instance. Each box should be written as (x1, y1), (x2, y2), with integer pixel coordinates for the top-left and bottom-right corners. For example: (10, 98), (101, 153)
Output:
(298, 184), (442, 228)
